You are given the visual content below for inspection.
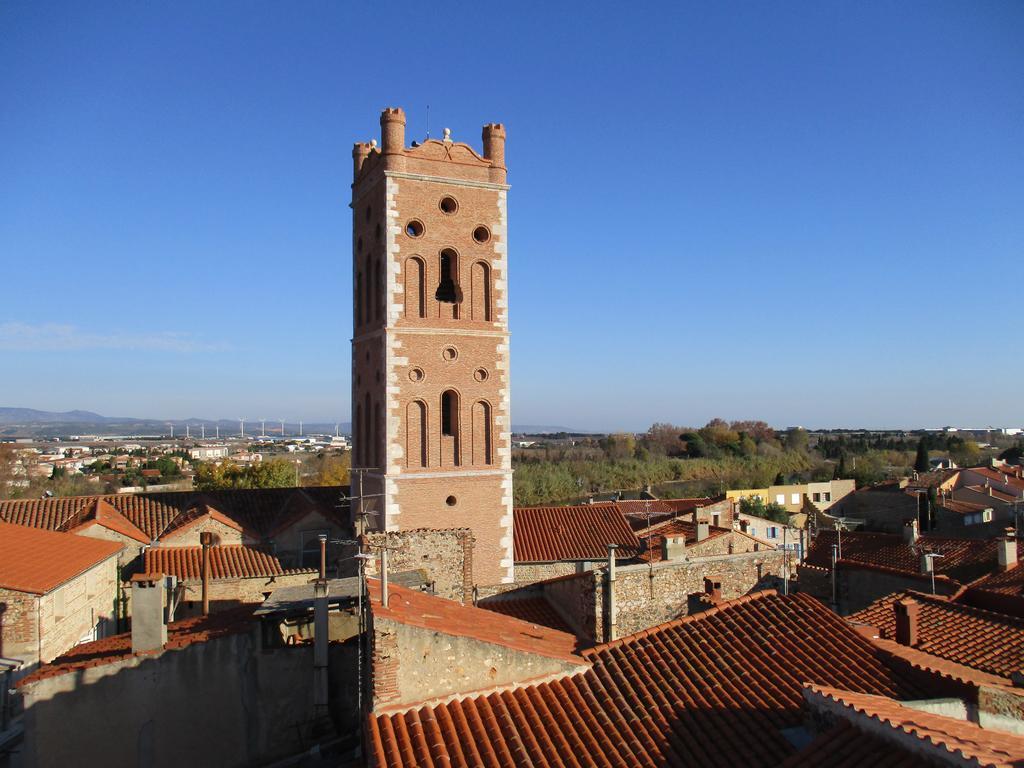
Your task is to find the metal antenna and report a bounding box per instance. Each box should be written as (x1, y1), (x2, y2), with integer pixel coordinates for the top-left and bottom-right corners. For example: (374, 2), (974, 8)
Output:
(425, 104), (430, 139)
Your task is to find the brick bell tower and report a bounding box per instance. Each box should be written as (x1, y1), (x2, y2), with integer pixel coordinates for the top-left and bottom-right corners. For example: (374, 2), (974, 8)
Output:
(350, 107), (513, 585)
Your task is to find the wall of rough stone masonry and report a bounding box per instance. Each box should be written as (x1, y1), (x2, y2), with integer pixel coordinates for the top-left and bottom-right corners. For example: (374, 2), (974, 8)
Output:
(72, 524), (146, 570)
(171, 571), (317, 619)
(364, 528), (474, 602)
(154, 516), (243, 547)
(369, 615), (583, 712)
(513, 560), (596, 586)
(0, 588), (38, 674)
(20, 629), (324, 768)
(680, 529), (771, 558)
(541, 551), (789, 643)
(270, 509), (351, 570)
(609, 550), (789, 638)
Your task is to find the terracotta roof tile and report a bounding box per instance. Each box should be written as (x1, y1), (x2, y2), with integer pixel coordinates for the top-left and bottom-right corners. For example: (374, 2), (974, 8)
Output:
(0, 486), (348, 542)
(0, 522), (123, 594)
(513, 504), (641, 561)
(960, 564), (1024, 618)
(805, 684), (1024, 767)
(634, 519), (732, 562)
(369, 581), (584, 665)
(478, 596), (578, 636)
(17, 604), (257, 687)
(143, 544), (315, 581)
(850, 590), (1024, 681)
(805, 529), (1008, 583)
(780, 719), (932, 767)
(63, 498), (150, 543)
(369, 591), (929, 767)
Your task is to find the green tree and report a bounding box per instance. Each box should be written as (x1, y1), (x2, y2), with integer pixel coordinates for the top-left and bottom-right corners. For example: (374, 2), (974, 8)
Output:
(784, 428), (809, 453)
(913, 438), (930, 473)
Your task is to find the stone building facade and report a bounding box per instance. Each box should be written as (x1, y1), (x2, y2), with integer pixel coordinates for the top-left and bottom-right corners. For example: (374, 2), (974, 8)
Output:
(351, 107), (513, 586)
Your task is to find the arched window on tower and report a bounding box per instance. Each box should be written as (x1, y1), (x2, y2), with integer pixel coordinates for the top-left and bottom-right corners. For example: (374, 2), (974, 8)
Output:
(363, 392), (371, 467)
(374, 400), (383, 469)
(440, 389), (460, 466)
(407, 400), (427, 468)
(356, 271), (364, 326)
(436, 249), (462, 319)
(472, 400), (493, 466)
(471, 261), (492, 322)
(374, 257), (383, 322)
(404, 257), (425, 319)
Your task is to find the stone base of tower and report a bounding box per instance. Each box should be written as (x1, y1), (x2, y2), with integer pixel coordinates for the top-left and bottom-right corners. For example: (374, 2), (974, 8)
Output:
(363, 471), (514, 587)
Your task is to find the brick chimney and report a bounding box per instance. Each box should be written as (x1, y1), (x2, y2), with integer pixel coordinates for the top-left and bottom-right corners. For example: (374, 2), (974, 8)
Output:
(998, 531), (1018, 572)
(902, 518), (919, 545)
(893, 598), (919, 647)
(131, 573), (168, 654)
(703, 577), (722, 601)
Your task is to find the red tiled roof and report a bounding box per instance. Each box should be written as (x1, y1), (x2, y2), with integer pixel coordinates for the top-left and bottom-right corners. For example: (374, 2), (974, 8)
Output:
(369, 581), (584, 665)
(17, 604), (257, 687)
(478, 596), (577, 636)
(513, 504), (641, 561)
(143, 544), (314, 581)
(368, 591), (930, 767)
(968, 466), (1024, 492)
(963, 484), (1017, 503)
(804, 684), (1024, 767)
(0, 486), (348, 542)
(158, 504), (246, 540)
(64, 498), (150, 544)
(614, 497), (717, 517)
(805, 529), (1007, 583)
(849, 590), (1024, 681)
(0, 522), (123, 594)
(960, 564), (1024, 618)
(634, 518), (732, 563)
(780, 719), (931, 768)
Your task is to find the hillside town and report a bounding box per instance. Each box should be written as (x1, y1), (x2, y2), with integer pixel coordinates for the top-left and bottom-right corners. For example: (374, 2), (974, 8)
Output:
(1, 104), (1023, 768)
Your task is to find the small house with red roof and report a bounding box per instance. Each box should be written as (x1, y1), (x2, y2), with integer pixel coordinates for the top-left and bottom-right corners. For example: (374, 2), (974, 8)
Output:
(0, 522), (123, 675)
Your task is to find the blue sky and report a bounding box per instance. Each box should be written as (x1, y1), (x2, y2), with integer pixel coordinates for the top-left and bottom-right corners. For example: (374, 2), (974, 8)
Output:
(1, 1), (1021, 431)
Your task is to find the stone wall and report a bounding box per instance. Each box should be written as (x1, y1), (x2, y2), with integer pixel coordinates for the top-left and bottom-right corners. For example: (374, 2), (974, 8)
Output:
(171, 571), (318, 619)
(369, 615), (582, 711)
(539, 551), (789, 643)
(19, 629), (323, 768)
(513, 560), (594, 586)
(609, 550), (789, 639)
(364, 528), (474, 602)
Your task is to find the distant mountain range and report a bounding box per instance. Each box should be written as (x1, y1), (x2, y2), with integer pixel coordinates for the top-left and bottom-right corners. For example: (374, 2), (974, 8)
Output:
(0, 408), (589, 436)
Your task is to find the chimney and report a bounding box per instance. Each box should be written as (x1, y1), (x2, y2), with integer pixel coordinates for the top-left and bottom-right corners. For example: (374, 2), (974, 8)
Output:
(662, 535), (686, 561)
(998, 531), (1018, 572)
(703, 577), (722, 601)
(697, 522), (710, 542)
(131, 573), (168, 654)
(893, 598), (919, 647)
(920, 553), (934, 575)
(902, 518), (919, 545)
(606, 544), (618, 642)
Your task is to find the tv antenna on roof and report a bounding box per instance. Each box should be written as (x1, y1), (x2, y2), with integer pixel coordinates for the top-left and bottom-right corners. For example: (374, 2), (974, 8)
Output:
(425, 104), (430, 139)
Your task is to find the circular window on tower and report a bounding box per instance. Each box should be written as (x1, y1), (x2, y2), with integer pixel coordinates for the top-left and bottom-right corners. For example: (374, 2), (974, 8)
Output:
(446, 495), (457, 507)
(439, 196), (459, 215)
(472, 226), (490, 244)
(409, 367), (424, 382)
(406, 219), (424, 238)
(441, 346), (458, 362)
(473, 368), (489, 382)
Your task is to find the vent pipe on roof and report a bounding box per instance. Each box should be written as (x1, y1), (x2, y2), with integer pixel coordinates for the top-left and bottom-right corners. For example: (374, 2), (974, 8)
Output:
(200, 531), (213, 615)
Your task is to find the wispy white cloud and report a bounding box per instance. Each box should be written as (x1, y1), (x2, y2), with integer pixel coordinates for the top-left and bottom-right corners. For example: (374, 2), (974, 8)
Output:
(0, 322), (224, 353)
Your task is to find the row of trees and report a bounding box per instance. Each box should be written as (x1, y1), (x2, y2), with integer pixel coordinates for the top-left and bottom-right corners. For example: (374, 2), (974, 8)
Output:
(193, 453), (351, 491)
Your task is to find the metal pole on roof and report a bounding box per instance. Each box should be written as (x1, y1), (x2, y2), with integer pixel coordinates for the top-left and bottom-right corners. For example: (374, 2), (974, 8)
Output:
(200, 531), (213, 615)
(831, 544), (838, 610)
